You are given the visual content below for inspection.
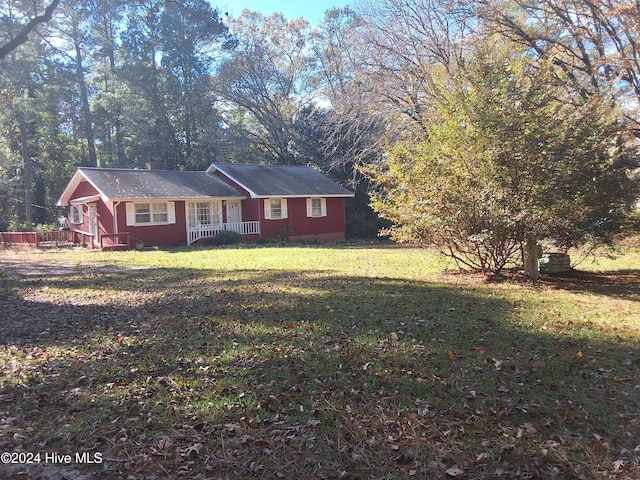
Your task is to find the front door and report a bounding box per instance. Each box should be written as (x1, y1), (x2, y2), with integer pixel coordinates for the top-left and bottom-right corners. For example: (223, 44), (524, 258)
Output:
(226, 201), (241, 224)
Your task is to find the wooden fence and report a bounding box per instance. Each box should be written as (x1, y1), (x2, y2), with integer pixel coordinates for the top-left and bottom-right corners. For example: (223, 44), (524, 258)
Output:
(0, 230), (96, 249)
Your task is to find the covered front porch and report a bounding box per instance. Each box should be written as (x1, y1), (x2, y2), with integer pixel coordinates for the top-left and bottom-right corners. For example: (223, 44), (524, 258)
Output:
(186, 200), (259, 245)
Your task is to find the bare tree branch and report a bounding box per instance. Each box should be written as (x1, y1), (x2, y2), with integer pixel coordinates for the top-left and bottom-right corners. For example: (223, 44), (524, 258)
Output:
(0, 0), (62, 60)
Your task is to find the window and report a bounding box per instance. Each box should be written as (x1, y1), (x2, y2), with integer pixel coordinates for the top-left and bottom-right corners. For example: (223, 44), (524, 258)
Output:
(70, 205), (82, 224)
(270, 199), (283, 219)
(196, 202), (211, 225)
(135, 203), (151, 224)
(306, 197), (327, 217)
(264, 198), (287, 219)
(187, 201), (222, 227)
(311, 198), (322, 217)
(134, 203), (168, 223)
(152, 202), (168, 223)
(135, 203), (169, 224)
(126, 202), (175, 226)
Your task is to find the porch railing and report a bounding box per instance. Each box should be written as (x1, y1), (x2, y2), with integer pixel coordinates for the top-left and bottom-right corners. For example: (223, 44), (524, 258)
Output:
(188, 221), (260, 245)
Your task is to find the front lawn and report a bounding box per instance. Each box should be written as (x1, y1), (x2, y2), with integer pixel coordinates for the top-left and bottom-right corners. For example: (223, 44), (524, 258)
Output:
(1, 245), (638, 479)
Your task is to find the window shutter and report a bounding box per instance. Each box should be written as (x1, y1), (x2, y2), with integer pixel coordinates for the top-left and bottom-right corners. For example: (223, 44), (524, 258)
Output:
(281, 198), (288, 219)
(264, 199), (271, 219)
(167, 202), (176, 224)
(306, 198), (312, 217)
(126, 203), (135, 226)
(321, 198), (327, 217)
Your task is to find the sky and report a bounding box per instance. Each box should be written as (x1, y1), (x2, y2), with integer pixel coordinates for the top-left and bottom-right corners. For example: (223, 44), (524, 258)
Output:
(217, 0), (354, 25)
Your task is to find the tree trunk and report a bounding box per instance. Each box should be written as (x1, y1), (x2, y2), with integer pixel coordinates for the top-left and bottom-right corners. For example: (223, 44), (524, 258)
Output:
(16, 110), (32, 224)
(74, 38), (98, 167)
(524, 233), (541, 280)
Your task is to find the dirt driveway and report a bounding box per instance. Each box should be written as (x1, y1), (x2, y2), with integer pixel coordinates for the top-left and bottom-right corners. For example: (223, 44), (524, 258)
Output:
(0, 250), (134, 346)
(0, 250), (120, 278)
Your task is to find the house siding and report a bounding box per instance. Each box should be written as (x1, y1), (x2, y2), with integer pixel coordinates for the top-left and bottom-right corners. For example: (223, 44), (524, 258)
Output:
(67, 181), (189, 247)
(240, 198), (261, 222)
(68, 181), (113, 242)
(260, 197), (346, 242)
(211, 169), (347, 242)
(115, 200), (188, 247)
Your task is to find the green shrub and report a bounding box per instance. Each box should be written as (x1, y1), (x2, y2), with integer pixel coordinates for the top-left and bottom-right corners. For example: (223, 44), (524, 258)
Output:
(4, 218), (60, 232)
(276, 223), (294, 242)
(211, 230), (242, 246)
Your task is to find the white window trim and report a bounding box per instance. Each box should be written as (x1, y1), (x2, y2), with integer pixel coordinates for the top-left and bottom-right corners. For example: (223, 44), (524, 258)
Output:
(70, 205), (82, 224)
(126, 201), (176, 226)
(264, 198), (288, 220)
(306, 197), (327, 218)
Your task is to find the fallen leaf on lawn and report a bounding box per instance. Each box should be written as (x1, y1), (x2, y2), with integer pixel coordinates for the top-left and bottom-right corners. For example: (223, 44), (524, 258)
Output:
(612, 459), (625, 473)
(446, 350), (455, 360)
(158, 436), (172, 450)
(485, 357), (499, 368)
(445, 466), (465, 478)
(517, 423), (537, 438)
(182, 442), (203, 458)
(224, 423), (243, 434)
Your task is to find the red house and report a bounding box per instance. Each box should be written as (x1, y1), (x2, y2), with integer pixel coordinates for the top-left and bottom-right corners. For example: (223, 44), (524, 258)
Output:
(57, 162), (354, 248)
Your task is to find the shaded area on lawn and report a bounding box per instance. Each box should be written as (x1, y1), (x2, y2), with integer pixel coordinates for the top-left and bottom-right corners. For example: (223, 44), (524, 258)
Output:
(1, 260), (638, 479)
(539, 269), (640, 301)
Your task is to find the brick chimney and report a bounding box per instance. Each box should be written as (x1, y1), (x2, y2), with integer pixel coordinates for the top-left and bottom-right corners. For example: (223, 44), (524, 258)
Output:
(145, 157), (167, 170)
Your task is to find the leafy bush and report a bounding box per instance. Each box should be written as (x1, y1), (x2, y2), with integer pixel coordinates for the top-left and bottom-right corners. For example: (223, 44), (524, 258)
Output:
(367, 52), (639, 275)
(4, 218), (60, 232)
(211, 230), (242, 246)
(276, 223), (294, 242)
